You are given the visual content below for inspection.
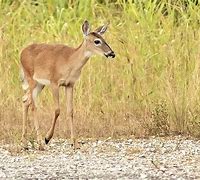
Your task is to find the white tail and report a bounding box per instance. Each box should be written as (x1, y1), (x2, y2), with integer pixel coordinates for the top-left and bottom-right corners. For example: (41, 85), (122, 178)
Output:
(20, 20), (115, 150)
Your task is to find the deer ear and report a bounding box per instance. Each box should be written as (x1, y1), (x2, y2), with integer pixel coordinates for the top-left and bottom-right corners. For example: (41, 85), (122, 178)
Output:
(95, 24), (108, 35)
(82, 20), (90, 36)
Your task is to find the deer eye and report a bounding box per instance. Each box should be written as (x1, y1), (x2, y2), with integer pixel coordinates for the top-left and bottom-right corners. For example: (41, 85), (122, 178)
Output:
(94, 39), (101, 46)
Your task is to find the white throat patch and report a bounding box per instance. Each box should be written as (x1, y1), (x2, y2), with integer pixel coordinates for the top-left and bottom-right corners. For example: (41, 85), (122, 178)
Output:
(84, 51), (92, 58)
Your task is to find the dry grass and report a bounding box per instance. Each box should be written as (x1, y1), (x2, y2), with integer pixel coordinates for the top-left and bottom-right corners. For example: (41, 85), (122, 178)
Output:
(1, 0), (200, 144)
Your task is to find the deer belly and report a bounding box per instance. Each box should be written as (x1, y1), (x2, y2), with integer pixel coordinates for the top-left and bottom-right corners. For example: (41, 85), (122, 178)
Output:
(33, 74), (51, 85)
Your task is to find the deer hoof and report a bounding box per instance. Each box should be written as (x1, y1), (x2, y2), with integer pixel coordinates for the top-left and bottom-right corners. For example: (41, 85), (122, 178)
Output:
(45, 138), (50, 145)
(38, 144), (45, 151)
(70, 140), (80, 150)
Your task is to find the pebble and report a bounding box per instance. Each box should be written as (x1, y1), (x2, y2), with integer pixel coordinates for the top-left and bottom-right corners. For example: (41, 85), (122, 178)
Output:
(0, 136), (199, 179)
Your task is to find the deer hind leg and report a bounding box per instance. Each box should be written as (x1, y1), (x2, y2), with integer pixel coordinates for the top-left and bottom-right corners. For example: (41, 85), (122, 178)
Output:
(21, 72), (32, 149)
(45, 83), (60, 144)
(21, 90), (31, 149)
(31, 82), (45, 150)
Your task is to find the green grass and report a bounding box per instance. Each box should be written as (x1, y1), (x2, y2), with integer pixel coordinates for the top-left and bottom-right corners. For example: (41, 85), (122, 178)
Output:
(1, 0), (200, 143)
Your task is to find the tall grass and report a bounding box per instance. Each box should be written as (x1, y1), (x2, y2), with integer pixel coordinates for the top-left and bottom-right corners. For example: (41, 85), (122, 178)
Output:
(0, 0), (200, 143)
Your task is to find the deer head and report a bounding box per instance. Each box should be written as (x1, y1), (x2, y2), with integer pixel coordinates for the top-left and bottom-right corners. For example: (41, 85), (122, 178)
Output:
(82, 20), (115, 59)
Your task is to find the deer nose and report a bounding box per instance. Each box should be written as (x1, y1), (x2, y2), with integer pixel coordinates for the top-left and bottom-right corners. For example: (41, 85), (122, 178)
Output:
(105, 51), (115, 58)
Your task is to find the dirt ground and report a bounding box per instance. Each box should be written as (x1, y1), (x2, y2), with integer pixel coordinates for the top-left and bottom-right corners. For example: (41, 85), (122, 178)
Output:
(0, 136), (199, 179)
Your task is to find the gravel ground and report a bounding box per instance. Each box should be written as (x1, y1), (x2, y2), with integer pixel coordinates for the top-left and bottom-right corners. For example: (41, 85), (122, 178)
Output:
(0, 136), (200, 179)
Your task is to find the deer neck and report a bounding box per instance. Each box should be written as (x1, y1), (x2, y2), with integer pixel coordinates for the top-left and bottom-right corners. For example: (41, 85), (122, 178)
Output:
(71, 40), (92, 70)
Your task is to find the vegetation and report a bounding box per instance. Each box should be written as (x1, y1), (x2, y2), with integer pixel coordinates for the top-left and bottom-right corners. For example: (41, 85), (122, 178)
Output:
(1, 0), (200, 143)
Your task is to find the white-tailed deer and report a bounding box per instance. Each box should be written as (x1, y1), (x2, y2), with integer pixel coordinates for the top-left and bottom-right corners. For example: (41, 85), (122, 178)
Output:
(20, 20), (115, 150)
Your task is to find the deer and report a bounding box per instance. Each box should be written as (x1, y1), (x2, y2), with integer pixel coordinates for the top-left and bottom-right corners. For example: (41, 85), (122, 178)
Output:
(20, 20), (115, 150)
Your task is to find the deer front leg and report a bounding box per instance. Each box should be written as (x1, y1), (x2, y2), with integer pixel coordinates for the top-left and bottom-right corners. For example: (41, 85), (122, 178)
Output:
(45, 84), (60, 144)
(65, 85), (79, 149)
